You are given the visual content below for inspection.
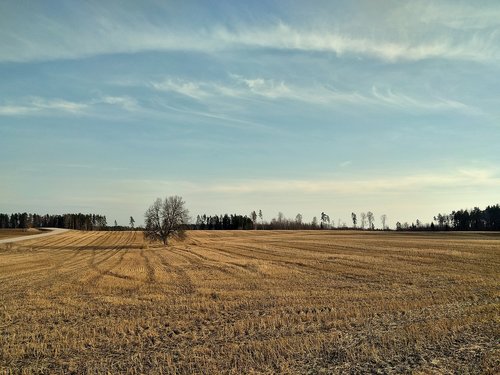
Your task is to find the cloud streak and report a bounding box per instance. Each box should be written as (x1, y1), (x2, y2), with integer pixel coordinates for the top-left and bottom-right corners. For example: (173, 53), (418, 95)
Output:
(98, 96), (138, 112)
(214, 23), (500, 63)
(1, 5), (498, 64)
(118, 168), (500, 197)
(149, 75), (477, 114)
(0, 80), (477, 121)
(370, 87), (476, 113)
(0, 96), (141, 117)
(202, 169), (500, 195)
(150, 79), (211, 100)
(0, 98), (88, 116)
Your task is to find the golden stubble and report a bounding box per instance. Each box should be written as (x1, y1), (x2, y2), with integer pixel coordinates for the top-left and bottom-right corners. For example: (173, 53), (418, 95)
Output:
(0, 230), (498, 374)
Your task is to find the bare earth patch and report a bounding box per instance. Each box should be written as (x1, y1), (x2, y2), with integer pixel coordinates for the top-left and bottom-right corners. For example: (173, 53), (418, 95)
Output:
(0, 230), (498, 373)
(0, 228), (42, 240)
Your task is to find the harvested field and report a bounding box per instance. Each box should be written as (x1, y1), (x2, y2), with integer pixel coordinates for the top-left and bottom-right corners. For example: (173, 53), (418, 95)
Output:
(0, 230), (498, 374)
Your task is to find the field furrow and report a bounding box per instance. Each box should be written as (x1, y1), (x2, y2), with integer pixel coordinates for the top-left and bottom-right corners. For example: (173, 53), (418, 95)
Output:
(0, 230), (498, 374)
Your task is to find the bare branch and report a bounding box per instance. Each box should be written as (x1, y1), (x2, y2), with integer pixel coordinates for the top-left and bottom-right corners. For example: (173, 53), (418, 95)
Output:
(144, 196), (189, 246)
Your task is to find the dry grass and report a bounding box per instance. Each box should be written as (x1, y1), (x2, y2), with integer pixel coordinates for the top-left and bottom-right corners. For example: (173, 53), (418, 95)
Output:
(0, 230), (498, 374)
(0, 229), (42, 240)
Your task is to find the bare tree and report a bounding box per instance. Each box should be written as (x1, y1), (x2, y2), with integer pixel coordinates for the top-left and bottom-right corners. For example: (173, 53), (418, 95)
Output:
(129, 216), (135, 229)
(367, 211), (374, 229)
(380, 214), (387, 230)
(251, 211), (257, 229)
(351, 212), (357, 228)
(311, 216), (318, 229)
(144, 196), (189, 246)
(360, 212), (367, 229)
(295, 213), (303, 225)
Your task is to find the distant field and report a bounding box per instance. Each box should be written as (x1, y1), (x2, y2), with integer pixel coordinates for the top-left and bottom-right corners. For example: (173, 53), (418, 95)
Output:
(0, 228), (42, 240)
(0, 230), (498, 374)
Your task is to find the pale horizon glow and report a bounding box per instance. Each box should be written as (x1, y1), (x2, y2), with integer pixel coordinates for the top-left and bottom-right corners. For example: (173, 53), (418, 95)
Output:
(1, 1), (499, 228)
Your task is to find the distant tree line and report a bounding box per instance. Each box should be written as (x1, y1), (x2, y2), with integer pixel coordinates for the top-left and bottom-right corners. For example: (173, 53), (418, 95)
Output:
(190, 212), (328, 230)
(191, 211), (375, 230)
(0, 213), (108, 231)
(192, 204), (499, 232)
(396, 204), (500, 231)
(2, 204), (498, 233)
(261, 211), (325, 230)
(192, 214), (254, 230)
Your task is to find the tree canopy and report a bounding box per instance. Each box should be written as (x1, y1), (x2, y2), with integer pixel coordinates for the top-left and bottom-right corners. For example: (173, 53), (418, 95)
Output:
(144, 196), (190, 245)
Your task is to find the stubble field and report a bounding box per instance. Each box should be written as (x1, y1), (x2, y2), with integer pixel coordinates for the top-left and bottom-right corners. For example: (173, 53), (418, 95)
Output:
(0, 230), (498, 374)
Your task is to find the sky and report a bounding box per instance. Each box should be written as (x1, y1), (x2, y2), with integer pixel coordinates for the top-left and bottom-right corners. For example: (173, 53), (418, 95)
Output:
(1, 0), (499, 228)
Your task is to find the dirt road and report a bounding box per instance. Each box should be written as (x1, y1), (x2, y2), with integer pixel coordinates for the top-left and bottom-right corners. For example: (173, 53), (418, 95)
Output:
(0, 228), (69, 244)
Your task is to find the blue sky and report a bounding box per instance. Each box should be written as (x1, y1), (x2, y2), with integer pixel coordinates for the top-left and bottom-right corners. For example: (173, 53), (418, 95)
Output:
(1, 0), (499, 227)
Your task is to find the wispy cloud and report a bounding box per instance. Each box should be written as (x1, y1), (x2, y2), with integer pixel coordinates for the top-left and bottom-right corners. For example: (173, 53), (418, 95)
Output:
(148, 75), (477, 115)
(112, 169), (500, 201)
(98, 96), (138, 112)
(233, 75), (292, 99)
(1, 6), (498, 64)
(214, 22), (499, 63)
(370, 87), (476, 113)
(150, 79), (211, 100)
(150, 75), (301, 102)
(0, 97), (88, 116)
(0, 81), (476, 121)
(0, 105), (35, 116)
(203, 169), (500, 195)
(0, 95), (142, 117)
(149, 98), (278, 133)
